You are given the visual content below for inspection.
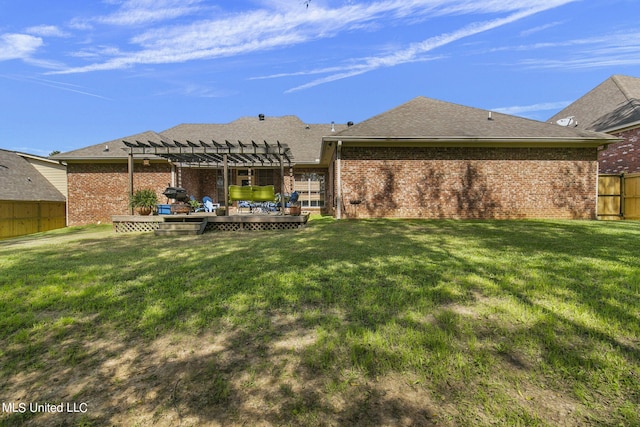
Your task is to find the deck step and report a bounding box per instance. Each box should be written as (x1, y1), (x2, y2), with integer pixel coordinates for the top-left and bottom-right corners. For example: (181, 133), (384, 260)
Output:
(159, 223), (202, 231)
(155, 228), (200, 236)
(154, 219), (207, 236)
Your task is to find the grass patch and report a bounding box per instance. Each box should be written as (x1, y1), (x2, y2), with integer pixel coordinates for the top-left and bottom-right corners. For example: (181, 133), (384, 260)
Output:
(1, 218), (639, 426)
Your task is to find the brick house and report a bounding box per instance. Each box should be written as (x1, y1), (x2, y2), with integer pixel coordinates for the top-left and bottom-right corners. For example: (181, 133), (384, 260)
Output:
(548, 74), (640, 174)
(321, 97), (616, 219)
(54, 118), (345, 225)
(54, 97), (615, 224)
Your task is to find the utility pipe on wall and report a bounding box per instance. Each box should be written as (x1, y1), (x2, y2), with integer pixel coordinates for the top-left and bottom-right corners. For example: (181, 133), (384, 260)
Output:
(336, 140), (342, 220)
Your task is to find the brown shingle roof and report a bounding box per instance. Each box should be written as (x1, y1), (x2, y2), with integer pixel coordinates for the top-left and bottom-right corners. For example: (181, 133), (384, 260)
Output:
(161, 116), (344, 164)
(52, 131), (167, 160)
(548, 75), (640, 132)
(53, 117), (345, 164)
(0, 149), (66, 202)
(329, 96), (616, 142)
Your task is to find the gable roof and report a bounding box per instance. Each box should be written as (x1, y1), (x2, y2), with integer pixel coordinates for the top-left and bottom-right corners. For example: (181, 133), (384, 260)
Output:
(52, 130), (167, 161)
(328, 96), (617, 143)
(548, 75), (640, 133)
(53, 116), (345, 165)
(0, 149), (66, 202)
(161, 116), (344, 164)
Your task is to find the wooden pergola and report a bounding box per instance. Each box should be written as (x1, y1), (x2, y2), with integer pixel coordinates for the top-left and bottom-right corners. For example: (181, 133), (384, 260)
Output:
(122, 138), (294, 214)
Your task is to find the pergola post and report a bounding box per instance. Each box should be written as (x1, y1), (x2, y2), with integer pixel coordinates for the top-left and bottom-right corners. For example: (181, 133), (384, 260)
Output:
(128, 149), (134, 215)
(280, 158), (285, 215)
(223, 153), (229, 216)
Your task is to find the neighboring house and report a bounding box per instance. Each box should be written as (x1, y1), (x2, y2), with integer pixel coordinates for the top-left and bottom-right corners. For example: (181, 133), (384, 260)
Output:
(322, 97), (617, 219)
(0, 149), (67, 238)
(54, 97), (616, 224)
(549, 74), (640, 174)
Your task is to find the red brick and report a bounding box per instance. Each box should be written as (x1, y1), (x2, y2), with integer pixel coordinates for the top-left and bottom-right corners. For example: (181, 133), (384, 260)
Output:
(598, 128), (640, 174)
(334, 147), (597, 219)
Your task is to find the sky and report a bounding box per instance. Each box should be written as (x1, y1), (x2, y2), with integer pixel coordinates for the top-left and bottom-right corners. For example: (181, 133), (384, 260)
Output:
(1, 0), (639, 157)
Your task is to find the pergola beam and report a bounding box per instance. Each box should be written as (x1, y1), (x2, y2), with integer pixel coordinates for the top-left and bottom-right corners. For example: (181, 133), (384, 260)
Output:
(122, 138), (295, 167)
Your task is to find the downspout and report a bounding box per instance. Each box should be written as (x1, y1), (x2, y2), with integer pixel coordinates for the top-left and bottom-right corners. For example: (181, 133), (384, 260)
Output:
(336, 140), (342, 220)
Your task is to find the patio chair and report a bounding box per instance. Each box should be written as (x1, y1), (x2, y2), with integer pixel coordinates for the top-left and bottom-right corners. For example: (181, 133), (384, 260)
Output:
(203, 196), (214, 213)
(275, 191), (299, 212)
(288, 191), (299, 207)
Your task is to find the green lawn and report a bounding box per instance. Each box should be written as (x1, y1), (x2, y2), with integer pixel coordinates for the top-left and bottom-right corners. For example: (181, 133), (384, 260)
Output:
(1, 218), (639, 426)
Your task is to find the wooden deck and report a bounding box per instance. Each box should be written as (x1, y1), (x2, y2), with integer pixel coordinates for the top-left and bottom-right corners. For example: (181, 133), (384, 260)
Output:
(112, 212), (310, 233)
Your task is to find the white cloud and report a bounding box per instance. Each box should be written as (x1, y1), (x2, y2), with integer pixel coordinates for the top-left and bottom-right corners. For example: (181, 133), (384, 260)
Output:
(519, 21), (564, 37)
(51, 0), (578, 76)
(285, 1), (578, 92)
(97, 0), (205, 26)
(518, 31), (640, 70)
(25, 25), (70, 38)
(155, 82), (233, 98)
(0, 74), (111, 100)
(492, 101), (571, 115)
(0, 33), (43, 61)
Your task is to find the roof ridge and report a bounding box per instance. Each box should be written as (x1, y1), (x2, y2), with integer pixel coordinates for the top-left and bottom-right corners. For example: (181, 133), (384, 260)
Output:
(611, 74), (635, 102)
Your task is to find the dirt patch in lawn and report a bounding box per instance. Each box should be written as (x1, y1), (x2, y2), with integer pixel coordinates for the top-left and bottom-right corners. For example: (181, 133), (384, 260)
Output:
(3, 311), (445, 426)
(2, 304), (596, 427)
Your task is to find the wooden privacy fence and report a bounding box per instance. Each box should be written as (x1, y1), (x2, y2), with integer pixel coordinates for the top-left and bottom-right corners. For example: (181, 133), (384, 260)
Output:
(0, 200), (66, 239)
(597, 173), (640, 220)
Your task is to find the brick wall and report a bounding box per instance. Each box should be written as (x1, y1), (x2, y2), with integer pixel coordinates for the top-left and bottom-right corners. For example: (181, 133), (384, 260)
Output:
(598, 127), (640, 174)
(67, 161), (171, 225)
(338, 146), (598, 219)
(67, 163), (304, 224)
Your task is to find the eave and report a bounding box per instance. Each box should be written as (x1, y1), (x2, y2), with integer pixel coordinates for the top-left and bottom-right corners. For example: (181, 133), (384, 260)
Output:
(320, 135), (620, 164)
(322, 136), (618, 147)
(599, 120), (640, 135)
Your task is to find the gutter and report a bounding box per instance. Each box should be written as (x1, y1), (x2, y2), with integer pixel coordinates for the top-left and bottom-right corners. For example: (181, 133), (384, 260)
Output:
(598, 120), (640, 135)
(336, 140), (342, 220)
(321, 136), (619, 146)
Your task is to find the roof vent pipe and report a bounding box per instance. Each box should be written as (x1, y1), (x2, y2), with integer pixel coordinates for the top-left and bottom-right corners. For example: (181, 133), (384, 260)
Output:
(331, 121), (335, 132)
(347, 121), (354, 127)
(258, 114), (265, 121)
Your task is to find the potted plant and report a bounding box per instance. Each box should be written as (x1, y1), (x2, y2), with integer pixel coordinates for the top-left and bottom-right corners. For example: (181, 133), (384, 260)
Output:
(187, 198), (201, 212)
(129, 188), (158, 215)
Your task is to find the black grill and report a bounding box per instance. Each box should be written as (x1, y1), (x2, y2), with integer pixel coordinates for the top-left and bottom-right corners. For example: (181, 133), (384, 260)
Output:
(163, 187), (188, 202)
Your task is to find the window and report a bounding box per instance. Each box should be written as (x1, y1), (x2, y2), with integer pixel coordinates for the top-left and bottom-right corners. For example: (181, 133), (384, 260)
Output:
(294, 173), (325, 207)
